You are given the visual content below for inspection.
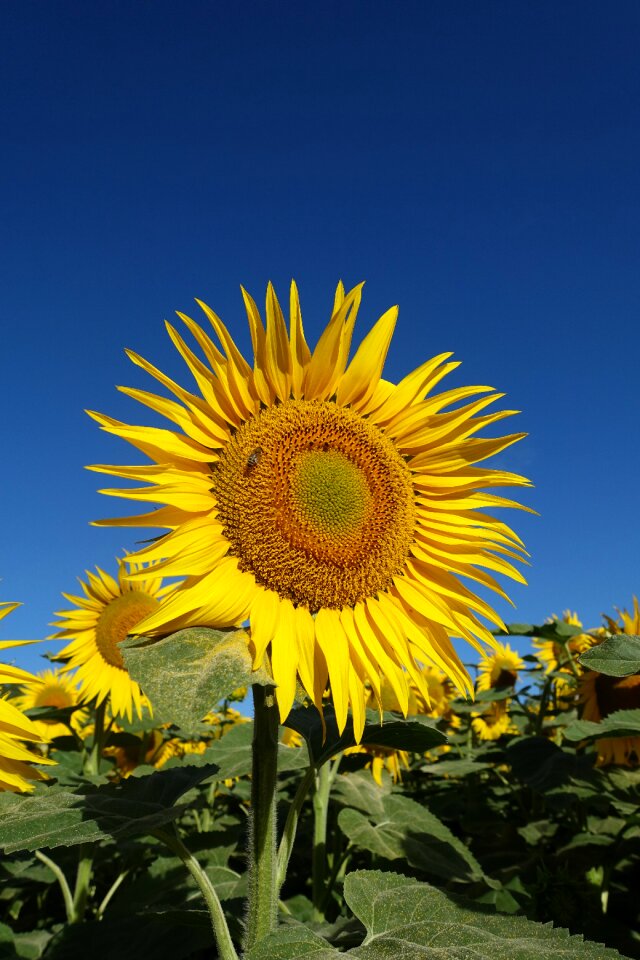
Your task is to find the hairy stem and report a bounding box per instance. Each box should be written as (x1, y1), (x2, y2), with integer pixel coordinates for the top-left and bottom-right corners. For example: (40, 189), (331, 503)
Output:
(244, 683), (280, 950)
(156, 827), (237, 960)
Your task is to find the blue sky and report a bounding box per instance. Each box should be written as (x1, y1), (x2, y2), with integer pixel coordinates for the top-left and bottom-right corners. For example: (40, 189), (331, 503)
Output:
(2, 1), (639, 673)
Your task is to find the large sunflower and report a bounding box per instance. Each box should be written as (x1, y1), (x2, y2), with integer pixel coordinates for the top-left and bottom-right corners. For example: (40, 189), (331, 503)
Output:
(89, 282), (530, 739)
(580, 597), (640, 766)
(52, 559), (173, 721)
(0, 602), (55, 791)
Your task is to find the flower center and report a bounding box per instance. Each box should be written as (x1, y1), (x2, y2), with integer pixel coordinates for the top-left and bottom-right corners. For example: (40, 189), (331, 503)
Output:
(595, 673), (640, 717)
(95, 592), (160, 669)
(34, 686), (73, 716)
(494, 668), (518, 689)
(211, 399), (415, 611)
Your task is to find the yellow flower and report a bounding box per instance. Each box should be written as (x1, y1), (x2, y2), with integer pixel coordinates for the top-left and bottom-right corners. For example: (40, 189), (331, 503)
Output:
(579, 598), (640, 766)
(89, 282), (529, 740)
(471, 702), (514, 741)
(533, 611), (595, 674)
(476, 641), (524, 693)
(0, 603), (55, 792)
(344, 743), (410, 785)
(13, 668), (83, 741)
(51, 559), (173, 721)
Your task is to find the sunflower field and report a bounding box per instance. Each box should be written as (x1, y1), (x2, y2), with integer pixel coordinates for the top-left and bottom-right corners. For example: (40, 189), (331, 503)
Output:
(1, 285), (640, 959)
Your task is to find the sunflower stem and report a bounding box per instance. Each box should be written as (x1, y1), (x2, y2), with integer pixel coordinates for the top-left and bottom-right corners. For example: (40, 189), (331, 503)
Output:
(312, 760), (332, 921)
(35, 850), (75, 924)
(155, 826), (238, 960)
(276, 764), (315, 891)
(85, 700), (107, 777)
(71, 845), (93, 922)
(245, 683), (279, 950)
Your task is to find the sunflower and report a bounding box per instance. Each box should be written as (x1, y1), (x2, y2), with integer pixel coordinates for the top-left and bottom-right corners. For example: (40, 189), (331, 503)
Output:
(51, 559), (173, 721)
(533, 611), (595, 674)
(580, 598), (640, 766)
(89, 282), (530, 740)
(471, 702), (514, 741)
(476, 641), (524, 693)
(13, 668), (83, 741)
(0, 603), (55, 791)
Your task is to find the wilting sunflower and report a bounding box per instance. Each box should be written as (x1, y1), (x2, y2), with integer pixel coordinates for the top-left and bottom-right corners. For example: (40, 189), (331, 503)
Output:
(14, 668), (83, 741)
(89, 282), (530, 739)
(52, 559), (173, 721)
(580, 598), (640, 766)
(476, 641), (524, 693)
(0, 602), (55, 791)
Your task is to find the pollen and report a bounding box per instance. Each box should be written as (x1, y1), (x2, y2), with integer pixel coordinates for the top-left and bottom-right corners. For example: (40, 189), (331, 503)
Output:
(95, 592), (160, 669)
(211, 399), (415, 610)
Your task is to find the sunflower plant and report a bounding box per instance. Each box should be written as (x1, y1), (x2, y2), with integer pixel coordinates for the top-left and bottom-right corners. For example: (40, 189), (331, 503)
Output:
(2, 286), (636, 959)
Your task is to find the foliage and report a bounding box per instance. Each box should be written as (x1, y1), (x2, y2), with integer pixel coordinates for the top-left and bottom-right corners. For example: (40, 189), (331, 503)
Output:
(0, 619), (639, 958)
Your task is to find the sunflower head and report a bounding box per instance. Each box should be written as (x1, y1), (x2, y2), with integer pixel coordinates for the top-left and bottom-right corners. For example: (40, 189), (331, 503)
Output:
(0, 602), (56, 792)
(89, 282), (530, 740)
(476, 641), (524, 693)
(51, 559), (172, 721)
(471, 702), (514, 741)
(533, 611), (596, 677)
(579, 602), (640, 766)
(13, 669), (83, 740)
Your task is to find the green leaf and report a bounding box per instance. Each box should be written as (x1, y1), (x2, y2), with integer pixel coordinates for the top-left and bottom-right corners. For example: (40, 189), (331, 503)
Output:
(563, 709), (640, 742)
(121, 627), (270, 730)
(172, 721), (307, 781)
(0, 765), (217, 854)
(499, 622), (584, 640)
(421, 758), (492, 777)
(246, 870), (626, 958)
(579, 635), (640, 677)
(337, 794), (484, 882)
(331, 771), (389, 818)
(284, 705), (446, 766)
(506, 737), (591, 791)
(44, 910), (215, 960)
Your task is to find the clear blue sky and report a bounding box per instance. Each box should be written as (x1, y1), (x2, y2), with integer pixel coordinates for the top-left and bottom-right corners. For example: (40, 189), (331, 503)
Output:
(2, 1), (639, 672)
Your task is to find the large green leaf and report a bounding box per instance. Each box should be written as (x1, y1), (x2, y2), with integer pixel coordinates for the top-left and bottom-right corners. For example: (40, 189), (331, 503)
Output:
(121, 627), (270, 730)
(579, 635), (640, 677)
(0, 765), (217, 854)
(506, 737), (592, 791)
(563, 709), (640, 742)
(164, 721), (308, 780)
(284, 704), (446, 766)
(337, 793), (484, 882)
(245, 870), (627, 958)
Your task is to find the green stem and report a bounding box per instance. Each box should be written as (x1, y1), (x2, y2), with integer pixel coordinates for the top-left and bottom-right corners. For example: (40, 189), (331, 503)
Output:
(245, 684), (280, 950)
(71, 845), (93, 922)
(312, 761), (332, 921)
(276, 765), (315, 891)
(84, 700), (107, 777)
(35, 850), (75, 923)
(96, 869), (129, 919)
(156, 827), (237, 960)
